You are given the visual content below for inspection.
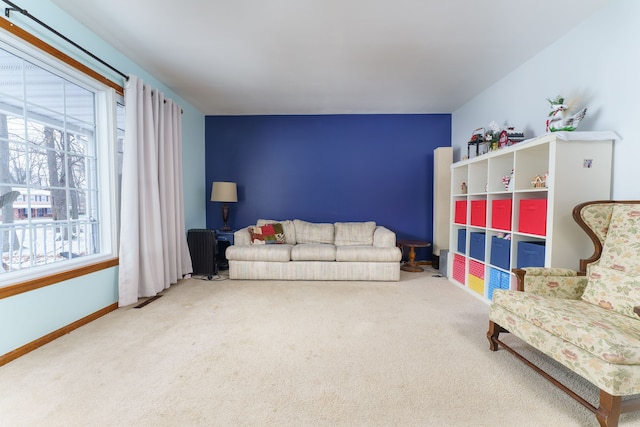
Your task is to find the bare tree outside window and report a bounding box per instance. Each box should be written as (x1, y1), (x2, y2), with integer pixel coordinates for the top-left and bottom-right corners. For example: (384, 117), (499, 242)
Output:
(0, 44), (102, 273)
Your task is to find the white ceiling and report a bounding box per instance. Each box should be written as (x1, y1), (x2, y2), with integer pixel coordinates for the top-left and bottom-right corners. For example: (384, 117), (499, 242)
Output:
(51, 0), (607, 115)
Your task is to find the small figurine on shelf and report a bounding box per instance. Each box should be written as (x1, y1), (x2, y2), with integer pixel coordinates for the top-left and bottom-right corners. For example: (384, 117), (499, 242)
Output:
(531, 171), (549, 188)
(532, 175), (544, 188)
(531, 174), (546, 188)
(461, 182), (467, 194)
(501, 169), (514, 191)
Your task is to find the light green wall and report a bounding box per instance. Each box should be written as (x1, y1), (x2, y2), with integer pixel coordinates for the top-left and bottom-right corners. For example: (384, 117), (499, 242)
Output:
(0, 1), (205, 357)
(0, 267), (118, 356)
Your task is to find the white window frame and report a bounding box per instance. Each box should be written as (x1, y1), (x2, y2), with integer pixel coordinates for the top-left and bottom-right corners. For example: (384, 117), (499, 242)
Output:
(0, 31), (119, 288)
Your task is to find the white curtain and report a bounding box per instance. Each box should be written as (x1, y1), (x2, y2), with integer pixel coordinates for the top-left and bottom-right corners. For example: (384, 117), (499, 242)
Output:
(118, 75), (192, 307)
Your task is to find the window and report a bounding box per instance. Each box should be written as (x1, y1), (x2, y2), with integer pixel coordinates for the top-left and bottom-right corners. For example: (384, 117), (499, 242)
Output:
(0, 36), (118, 287)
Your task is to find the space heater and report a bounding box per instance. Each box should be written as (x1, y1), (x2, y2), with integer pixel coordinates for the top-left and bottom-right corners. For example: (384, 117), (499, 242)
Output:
(187, 229), (218, 279)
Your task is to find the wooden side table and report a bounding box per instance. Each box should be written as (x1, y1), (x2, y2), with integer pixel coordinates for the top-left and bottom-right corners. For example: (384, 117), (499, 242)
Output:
(398, 239), (431, 272)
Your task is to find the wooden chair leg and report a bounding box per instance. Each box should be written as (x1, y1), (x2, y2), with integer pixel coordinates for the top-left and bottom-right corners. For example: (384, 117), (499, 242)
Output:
(487, 320), (503, 351)
(596, 390), (621, 427)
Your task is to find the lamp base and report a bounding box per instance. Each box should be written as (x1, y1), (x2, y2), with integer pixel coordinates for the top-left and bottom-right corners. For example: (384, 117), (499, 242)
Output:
(220, 204), (232, 232)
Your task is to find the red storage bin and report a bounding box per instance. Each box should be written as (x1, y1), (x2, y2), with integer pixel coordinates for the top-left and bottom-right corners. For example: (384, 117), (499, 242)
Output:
(518, 199), (548, 236)
(468, 259), (484, 279)
(452, 253), (466, 284)
(491, 199), (512, 230)
(454, 201), (467, 224)
(470, 200), (487, 227)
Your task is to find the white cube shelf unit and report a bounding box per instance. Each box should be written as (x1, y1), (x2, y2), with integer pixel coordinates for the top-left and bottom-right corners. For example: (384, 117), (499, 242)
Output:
(448, 131), (617, 301)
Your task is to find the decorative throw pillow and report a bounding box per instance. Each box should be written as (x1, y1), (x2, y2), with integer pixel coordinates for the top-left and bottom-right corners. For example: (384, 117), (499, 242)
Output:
(256, 219), (296, 244)
(248, 223), (285, 245)
(334, 221), (376, 246)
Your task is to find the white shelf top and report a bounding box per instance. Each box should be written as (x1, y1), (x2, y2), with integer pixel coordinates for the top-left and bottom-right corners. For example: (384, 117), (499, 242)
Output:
(552, 130), (621, 142)
(454, 130), (620, 166)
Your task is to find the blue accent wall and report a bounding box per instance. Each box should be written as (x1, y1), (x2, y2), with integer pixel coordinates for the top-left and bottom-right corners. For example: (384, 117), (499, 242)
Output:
(205, 114), (451, 261)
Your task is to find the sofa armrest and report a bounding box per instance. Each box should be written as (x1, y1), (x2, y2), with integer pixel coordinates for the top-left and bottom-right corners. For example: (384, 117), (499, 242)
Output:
(233, 227), (252, 246)
(513, 267), (588, 299)
(373, 226), (396, 248)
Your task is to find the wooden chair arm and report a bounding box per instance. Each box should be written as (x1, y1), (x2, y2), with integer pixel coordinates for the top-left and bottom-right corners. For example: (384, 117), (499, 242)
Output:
(514, 268), (526, 292)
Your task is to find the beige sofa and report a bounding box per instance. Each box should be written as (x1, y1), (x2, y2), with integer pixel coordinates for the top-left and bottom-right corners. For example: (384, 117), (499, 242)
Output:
(226, 219), (402, 281)
(487, 201), (640, 427)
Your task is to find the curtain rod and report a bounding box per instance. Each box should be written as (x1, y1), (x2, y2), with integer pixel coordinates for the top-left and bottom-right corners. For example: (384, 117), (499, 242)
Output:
(2, 0), (128, 81)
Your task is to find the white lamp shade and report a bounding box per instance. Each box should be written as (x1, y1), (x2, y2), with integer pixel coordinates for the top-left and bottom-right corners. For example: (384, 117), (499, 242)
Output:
(211, 182), (238, 202)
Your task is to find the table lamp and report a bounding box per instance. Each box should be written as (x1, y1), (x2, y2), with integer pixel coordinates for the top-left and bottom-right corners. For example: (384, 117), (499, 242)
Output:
(211, 181), (238, 231)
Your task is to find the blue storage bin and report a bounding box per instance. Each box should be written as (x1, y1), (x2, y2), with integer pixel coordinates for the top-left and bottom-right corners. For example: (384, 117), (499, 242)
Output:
(490, 236), (511, 270)
(469, 232), (485, 261)
(500, 270), (511, 290)
(457, 229), (466, 254)
(488, 268), (511, 300)
(488, 268), (501, 300)
(517, 241), (546, 268)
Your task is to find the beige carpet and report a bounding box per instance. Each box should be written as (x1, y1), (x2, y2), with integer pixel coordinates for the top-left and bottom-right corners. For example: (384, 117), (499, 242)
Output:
(2, 268), (639, 426)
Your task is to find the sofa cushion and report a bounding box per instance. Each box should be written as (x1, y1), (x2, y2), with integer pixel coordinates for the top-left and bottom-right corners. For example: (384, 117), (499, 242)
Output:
(581, 204), (640, 318)
(582, 265), (640, 319)
(225, 244), (293, 262)
(336, 246), (402, 262)
(489, 302), (640, 396)
(257, 219), (296, 245)
(334, 221), (376, 246)
(248, 223), (285, 245)
(293, 219), (334, 244)
(373, 226), (397, 248)
(493, 289), (640, 365)
(291, 244), (336, 261)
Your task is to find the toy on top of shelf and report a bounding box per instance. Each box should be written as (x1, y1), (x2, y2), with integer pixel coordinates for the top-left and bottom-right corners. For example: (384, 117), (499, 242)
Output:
(545, 95), (587, 132)
(485, 121), (501, 151)
(498, 130), (509, 148)
(467, 122), (525, 156)
(498, 126), (525, 148)
(506, 127), (525, 144)
(461, 182), (467, 194)
(467, 127), (487, 158)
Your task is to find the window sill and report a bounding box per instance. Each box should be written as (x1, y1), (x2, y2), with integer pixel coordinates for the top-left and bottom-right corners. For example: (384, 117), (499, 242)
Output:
(0, 258), (119, 300)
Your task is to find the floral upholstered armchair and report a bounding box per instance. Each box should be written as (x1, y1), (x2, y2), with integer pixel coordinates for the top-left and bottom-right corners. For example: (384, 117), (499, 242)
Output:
(488, 200), (640, 427)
